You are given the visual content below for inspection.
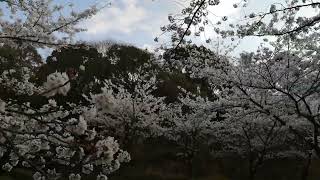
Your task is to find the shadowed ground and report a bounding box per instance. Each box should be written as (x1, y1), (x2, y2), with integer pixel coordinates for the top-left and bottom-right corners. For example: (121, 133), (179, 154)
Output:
(2, 141), (320, 180)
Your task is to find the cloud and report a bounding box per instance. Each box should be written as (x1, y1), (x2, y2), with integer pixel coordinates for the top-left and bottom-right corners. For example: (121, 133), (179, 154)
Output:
(202, 0), (242, 38)
(83, 0), (149, 35)
(207, 0), (241, 18)
(141, 43), (154, 51)
(78, 0), (179, 47)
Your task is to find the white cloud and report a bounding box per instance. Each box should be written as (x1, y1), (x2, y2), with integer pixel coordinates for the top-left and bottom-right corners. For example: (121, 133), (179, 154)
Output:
(84, 0), (149, 34)
(202, 0), (241, 39)
(141, 44), (154, 51)
(207, 0), (241, 17)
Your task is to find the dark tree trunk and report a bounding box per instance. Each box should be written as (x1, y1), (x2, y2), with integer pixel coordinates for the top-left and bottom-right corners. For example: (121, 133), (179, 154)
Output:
(301, 152), (312, 180)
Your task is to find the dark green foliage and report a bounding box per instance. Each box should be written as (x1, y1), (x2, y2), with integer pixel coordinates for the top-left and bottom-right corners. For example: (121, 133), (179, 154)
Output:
(0, 45), (44, 104)
(36, 45), (113, 104)
(104, 44), (153, 75)
(34, 43), (227, 105)
(37, 44), (112, 84)
(161, 45), (229, 101)
(0, 45), (42, 73)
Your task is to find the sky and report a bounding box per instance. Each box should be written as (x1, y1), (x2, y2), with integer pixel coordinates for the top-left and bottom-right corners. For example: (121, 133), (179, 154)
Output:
(75, 0), (183, 49)
(41, 0), (181, 57)
(71, 0), (278, 55)
(39, 0), (319, 57)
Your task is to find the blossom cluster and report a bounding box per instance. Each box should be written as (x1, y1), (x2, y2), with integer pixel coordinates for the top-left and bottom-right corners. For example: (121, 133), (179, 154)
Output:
(42, 72), (71, 98)
(0, 69), (130, 180)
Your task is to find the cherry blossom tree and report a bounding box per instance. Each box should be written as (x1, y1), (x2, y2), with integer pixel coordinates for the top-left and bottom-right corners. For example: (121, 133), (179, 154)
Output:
(162, 91), (217, 157)
(0, 69), (130, 179)
(195, 41), (320, 178)
(158, 1), (320, 174)
(85, 68), (167, 147)
(160, 0), (320, 48)
(0, 0), (134, 179)
(0, 0), (109, 47)
(2, 0), (320, 179)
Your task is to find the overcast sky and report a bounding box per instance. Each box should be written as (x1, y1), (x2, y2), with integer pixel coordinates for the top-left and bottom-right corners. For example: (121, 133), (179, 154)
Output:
(75, 0), (185, 49)
(38, 0), (317, 58)
(73, 0), (284, 54)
